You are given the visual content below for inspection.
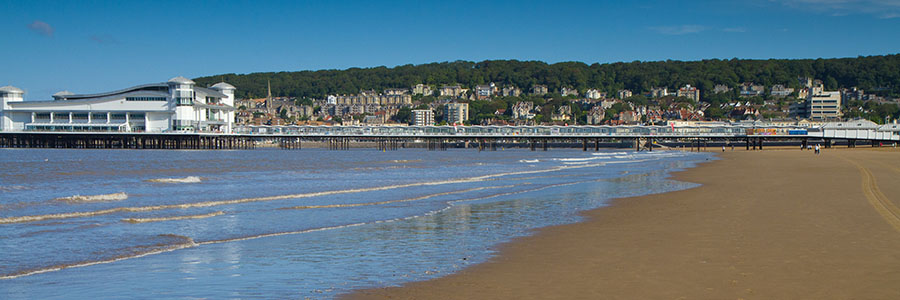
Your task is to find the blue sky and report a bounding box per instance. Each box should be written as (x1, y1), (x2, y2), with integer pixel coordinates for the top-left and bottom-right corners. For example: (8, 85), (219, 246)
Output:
(2, 0), (899, 100)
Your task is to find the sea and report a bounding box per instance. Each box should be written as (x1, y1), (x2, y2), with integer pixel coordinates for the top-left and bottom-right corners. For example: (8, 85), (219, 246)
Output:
(0, 147), (711, 299)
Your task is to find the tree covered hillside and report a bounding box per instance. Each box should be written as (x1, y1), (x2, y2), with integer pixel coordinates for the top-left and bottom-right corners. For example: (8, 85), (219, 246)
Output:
(194, 55), (900, 101)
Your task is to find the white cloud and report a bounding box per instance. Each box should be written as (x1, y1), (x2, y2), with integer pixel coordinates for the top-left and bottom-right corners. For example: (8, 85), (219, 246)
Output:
(27, 20), (53, 37)
(722, 27), (748, 33)
(89, 35), (119, 44)
(773, 0), (900, 17)
(649, 25), (707, 35)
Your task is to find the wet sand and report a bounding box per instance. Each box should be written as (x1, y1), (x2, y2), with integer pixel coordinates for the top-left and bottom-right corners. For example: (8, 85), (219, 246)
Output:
(347, 148), (900, 299)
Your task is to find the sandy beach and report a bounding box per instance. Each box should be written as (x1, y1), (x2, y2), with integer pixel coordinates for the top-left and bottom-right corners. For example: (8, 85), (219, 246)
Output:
(347, 148), (900, 299)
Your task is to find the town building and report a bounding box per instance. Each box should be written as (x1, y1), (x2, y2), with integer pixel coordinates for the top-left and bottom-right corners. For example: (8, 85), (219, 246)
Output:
(618, 110), (640, 124)
(677, 84), (700, 102)
(807, 89), (842, 121)
(444, 102), (469, 125)
(551, 105), (572, 122)
(599, 99), (619, 109)
(0, 77), (236, 133)
(740, 82), (765, 97)
(617, 89), (632, 99)
(412, 84), (433, 96)
(531, 85), (548, 95)
(770, 84), (795, 98)
(384, 88), (409, 96)
(585, 89), (604, 99)
(439, 85), (464, 98)
(713, 84), (732, 94)
(650, 87), (668, 98)
(332, 90), (412, 107)
(411, 109), (434, 126)
(585, 106), (605, 124)
(560, 87), (578, 97)
(511, 101), (534, 120)
(797, 88), (809, 100)
(501, 86), (522, 97)
(842, 87), (866, 101)
(475, 83), (496, 100)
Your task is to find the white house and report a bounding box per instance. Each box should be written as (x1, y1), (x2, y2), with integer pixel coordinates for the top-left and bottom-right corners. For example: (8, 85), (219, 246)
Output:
(0, 76), (236, 133)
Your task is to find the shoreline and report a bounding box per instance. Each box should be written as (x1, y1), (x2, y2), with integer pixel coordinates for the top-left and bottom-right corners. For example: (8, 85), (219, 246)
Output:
(346, 148), (900, 299)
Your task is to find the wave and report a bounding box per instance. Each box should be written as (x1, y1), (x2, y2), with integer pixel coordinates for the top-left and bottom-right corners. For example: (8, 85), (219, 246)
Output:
(592, 151), (628, 156)
(280, 185), (517, 210)
(0, 185), (29, 192)
(144, 176), (202, 184)
(122, 211), (225, 224)
(54, 192), (127, 204)
(0, 163), (605, 225)
(0, 234), (196, 280)
(519, 159), (539, 163)
(0, 175), (613, 280)
(553, 156), (615, 162)
(389, 159), (422, 164)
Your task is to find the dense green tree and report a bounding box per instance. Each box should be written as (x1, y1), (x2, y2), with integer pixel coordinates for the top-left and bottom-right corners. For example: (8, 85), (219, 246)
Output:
(393, 107), (411, 124)
(194, 55), (900, 102)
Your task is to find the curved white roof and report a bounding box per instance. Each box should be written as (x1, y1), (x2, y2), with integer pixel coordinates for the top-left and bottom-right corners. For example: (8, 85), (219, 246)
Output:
(53, 90), (75, 97)
(210, 82), (236, 90)
(167, 76), (195, 85)
(0, 85), (24, 94)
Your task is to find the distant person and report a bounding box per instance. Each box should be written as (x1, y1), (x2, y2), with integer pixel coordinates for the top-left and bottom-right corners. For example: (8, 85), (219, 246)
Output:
(722, 146), (725, 152)
(731, 144), (734, 151)
(815, 144), (820, 155)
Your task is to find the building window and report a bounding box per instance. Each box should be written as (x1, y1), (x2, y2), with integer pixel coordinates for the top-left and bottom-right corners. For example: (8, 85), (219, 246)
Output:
(176, 97), (193, 106)
(91, 113), (107, 121)
(126, 97), (167, 101)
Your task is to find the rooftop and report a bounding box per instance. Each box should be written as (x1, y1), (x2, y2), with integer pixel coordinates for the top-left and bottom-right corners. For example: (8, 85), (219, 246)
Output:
(168, 76), (195, 85)
(0, 86), (24, 94)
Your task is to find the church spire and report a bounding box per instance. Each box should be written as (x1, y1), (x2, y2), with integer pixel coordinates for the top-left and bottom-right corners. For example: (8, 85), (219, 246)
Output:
(266, 80), (272, 114)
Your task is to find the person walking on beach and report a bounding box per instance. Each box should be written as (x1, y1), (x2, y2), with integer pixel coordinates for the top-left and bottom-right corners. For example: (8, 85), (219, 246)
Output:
(722, 145), (725, 152)
(815, 144), (820, 155)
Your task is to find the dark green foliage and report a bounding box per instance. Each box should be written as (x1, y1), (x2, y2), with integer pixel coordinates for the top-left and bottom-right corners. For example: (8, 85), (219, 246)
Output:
(194, 55), (900, 102)
(393, 107), (411, 124)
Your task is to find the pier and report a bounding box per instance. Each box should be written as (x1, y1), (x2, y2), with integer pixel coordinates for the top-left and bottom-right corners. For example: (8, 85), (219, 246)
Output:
(2, 121), (898, 151)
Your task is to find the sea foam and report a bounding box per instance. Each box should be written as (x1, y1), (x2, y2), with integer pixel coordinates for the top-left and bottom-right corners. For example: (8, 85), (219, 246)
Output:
(145, 176), (202, 184)
(55, 192), (128, 204)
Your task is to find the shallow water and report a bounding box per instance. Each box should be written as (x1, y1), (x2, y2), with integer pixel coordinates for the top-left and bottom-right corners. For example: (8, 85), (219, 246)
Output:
(0, 148), (710, 299)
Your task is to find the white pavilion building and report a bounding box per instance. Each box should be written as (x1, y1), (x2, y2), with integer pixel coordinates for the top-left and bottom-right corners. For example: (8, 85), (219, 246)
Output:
(0, 76), (236, 133)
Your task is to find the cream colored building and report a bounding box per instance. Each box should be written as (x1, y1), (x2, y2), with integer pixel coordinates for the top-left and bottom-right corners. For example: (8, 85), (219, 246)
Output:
(444, 102), (468, 125)
(677, 84), (700, 102)
(440, 85), (464, 98)
(807, 90), (842, 121)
